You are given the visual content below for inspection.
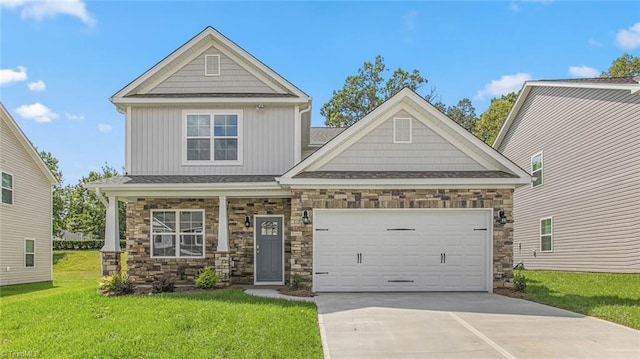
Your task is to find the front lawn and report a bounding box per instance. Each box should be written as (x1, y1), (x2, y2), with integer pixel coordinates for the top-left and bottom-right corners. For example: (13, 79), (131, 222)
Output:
(516, 270), (640, 329)
(1, 251), (323, 358)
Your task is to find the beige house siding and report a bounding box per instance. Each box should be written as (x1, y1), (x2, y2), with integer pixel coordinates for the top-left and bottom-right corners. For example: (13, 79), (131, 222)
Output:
(129, 105), (296, 175)
(498, 86), (640, 272)
(0, 118), (52, 285)
(319, 111), (485, 171)
(149, 46), (279, 95)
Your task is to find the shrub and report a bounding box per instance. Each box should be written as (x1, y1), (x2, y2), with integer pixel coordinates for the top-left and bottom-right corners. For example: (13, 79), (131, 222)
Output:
(290, 273), (303, 289)
(53, 240), (126, 251)
(195, 267), (218, 289)
(152, 277), (175, 293)
(513, 273), (527, 292)
(98, 273), (135, 295)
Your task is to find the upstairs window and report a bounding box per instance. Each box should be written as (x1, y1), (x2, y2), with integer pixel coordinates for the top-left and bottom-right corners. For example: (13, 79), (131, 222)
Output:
(393, 118), (412, 143)
(531, 152), (543, 187)
(184, 111), (242, 165)
(2, 172), (13, 205)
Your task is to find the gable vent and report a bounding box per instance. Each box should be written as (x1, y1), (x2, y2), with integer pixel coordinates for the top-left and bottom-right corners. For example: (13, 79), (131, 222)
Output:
(205, 55), (220, 76)
(393, 118), (412, 143)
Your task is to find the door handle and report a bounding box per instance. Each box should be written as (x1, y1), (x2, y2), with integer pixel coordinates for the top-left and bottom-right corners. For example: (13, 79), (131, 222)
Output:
(443, 253), (446, 263)
(440, 253), (443, 263)
(360, 253), (363, 264)
(256, 244), (259, 254)
(356, 253), (362, 264)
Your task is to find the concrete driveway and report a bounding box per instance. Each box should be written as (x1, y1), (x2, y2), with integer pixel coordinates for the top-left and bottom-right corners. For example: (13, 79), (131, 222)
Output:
(315, 293), (640, 359)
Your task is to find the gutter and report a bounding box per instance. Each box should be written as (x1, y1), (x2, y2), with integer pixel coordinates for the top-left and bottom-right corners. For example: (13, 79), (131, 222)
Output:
(94, 187), (109, 206)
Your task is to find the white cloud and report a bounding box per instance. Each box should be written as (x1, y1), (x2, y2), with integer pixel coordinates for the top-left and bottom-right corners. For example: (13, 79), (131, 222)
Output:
(509, 1), (520, 12)
(616, 22), (640, 49)
(97, 123), (112, 133)
(27, 80), (46, 91)
(0, 0), (95, 26)
(65, 112), (84, 121)
(0, 66), (27, 85)
(475, 73), (532, 100)
(588, 37), (603, 47)
(509, 0), (553, 12)
(568, 65), (600, 78)
(15, 103), (59, 123)
(403, 11), (418, 32)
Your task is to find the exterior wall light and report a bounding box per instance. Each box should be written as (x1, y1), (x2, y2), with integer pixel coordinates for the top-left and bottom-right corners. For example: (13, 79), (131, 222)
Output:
(498, 210), (507, 225)
(302, 210), (310, 225)
(244, 215), (251, 228)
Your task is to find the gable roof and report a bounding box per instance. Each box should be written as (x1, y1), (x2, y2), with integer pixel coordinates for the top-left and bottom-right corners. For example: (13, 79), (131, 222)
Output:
(493, 77), (640, 149)
(309, 127), (346, 146)
(0, 103), (58, 185)
(279, 88), (531, 187)
(111, 26), (310, 109)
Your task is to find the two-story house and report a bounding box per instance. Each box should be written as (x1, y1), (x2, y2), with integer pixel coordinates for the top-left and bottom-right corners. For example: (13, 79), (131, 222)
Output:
(0, 103), (57, 286)
(87, 27), (531, 292)
(494, 77), (640, 273)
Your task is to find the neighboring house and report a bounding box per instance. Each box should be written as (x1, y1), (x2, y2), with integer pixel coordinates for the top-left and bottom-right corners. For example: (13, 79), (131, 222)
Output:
(87, 27), (531, 292)
(0, 104), (57, 286)
(494, 77), (640, 273)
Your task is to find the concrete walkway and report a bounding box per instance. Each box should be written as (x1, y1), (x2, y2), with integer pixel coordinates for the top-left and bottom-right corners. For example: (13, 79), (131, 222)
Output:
(315, 293), (640, 359)
(244, 288), (315, 303)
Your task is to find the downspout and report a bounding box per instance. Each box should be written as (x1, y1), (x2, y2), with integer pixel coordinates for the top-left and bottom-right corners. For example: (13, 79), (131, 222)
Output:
(295, 100), (312, 163)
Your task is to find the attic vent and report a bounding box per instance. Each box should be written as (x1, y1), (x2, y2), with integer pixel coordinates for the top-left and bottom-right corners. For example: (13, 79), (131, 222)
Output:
(393, 118), (412, 143)
(205, 55), (220, 76)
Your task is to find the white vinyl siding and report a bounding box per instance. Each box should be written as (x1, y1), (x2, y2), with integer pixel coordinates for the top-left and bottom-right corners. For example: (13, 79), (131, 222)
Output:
(319, 111), (485, 171)
(540, 217), (553, 252)
(151, 210), (205, 258)
(183, 110), (242, 165)
(25, 238), (35, 267)
(1, 172), (13, 204)
(0, 117), (52, 285)
(130, 106), (295, 175)
(499, 86), (640, 272)
(531, 152), (543, 187)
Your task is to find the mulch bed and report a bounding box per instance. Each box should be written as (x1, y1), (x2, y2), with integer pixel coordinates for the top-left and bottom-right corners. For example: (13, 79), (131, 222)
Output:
(278, 287), (314, 297)
(494, 287), (527, 299)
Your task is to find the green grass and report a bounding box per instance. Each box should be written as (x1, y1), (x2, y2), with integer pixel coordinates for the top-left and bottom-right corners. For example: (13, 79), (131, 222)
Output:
(517, 270), (640, 329)
(1, 251), (322, 358)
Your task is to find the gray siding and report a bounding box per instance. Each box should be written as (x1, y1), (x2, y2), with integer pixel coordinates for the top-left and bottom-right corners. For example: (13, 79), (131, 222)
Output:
(0, 118), (52, 285)
(149, 46), (279, 94)
(499, 86), (640, 272)
(319, 111), (485, 171)
(130, 105), (296, 175)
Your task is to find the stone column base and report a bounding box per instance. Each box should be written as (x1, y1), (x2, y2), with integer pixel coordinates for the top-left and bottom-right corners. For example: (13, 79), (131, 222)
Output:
(101, 251), (122, 277)
(214, 252), (231, 285)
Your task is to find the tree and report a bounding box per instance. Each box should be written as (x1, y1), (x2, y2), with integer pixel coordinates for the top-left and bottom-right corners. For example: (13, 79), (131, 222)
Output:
(474, 92), (518, 145)
(66, 164), (126, 239)
(321, 55), (428, 127)
(39, 151), (67, 238)
(600, 53), (640, 78)
(432, 98), (477, 133)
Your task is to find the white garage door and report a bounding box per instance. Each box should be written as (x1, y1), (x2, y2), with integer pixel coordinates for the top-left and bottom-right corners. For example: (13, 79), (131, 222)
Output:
(313, 209), (491, 292)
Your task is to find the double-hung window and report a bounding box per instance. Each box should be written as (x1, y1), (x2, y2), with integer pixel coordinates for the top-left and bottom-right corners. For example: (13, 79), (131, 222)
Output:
(2, 172), (13, 204)
(151, 210), (205, 258)
(531, 152), (543, 187)
(185, 111), (242, 165)
(540, 217), (553, 252)
(25, 238), (35, 267)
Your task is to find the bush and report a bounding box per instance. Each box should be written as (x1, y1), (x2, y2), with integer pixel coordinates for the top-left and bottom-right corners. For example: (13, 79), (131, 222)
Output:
(513, 273), (527, 292)
(98, 273), (135, 295)
(195, 267), (218, 289)
(290, 273), (303, 289)
(152, 277), (175, 293)
(53, 240), (126, 251)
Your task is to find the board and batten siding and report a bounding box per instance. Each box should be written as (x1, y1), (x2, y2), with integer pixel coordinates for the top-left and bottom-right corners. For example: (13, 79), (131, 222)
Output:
(130, 106), (296, 175)
(0, 118), (52, 285)
(319, 111), (485, 171)
(148, 46), (279, 95)
(498, 86), (640, 272)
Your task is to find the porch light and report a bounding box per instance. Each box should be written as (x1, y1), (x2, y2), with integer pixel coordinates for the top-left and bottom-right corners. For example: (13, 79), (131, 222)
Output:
(302, 210), (310, 225)
(498, 210), (507, 225)
(244, 216), (251, 228)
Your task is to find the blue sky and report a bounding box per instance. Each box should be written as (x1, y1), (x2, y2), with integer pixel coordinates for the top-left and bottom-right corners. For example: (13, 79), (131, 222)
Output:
(1, 1), (638, 184)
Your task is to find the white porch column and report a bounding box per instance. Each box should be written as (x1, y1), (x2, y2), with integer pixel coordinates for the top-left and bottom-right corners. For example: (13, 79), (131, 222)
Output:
(102, 196), (121, 252)
(217, 195), (229, 252)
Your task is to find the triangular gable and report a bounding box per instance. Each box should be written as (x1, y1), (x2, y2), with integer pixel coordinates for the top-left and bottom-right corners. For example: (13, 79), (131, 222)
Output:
(111, 27), (308, 103)
(0, 103), (58, 185)
(279, 88), (530, 186)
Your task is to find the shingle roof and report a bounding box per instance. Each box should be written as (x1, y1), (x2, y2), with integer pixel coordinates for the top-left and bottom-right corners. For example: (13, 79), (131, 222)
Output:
(124, 93), (297, 98)
(87, 175), (278, 186)
(293, 171), (519, 179)
(538, 76), (638, 85)
(309, 127), (346, 145)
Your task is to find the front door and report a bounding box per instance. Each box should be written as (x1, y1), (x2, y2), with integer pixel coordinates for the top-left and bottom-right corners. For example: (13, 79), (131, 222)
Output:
(255, 216), (284, 283)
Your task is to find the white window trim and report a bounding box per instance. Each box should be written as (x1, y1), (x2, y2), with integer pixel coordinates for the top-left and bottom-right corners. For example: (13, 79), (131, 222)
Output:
(531, 151), (543, 188)
(540, 216), (553, 253)
(25, 238), (35, 268)
(393, 117), (412, 144)
(204, 55), (221, 76)
(1, 171), (14, 205)
(182, 110), (243, 166)
(150, 209), (206, 259)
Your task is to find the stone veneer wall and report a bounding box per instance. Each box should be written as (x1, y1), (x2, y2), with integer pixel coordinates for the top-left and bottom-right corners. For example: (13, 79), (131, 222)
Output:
(228, 198), (291, 284)
(290, 188), (514, 288)
(101, 251), (121, 276)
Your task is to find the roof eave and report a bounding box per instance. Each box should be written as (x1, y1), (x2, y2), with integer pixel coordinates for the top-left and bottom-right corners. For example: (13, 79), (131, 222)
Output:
(110, 96), (310, 105)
